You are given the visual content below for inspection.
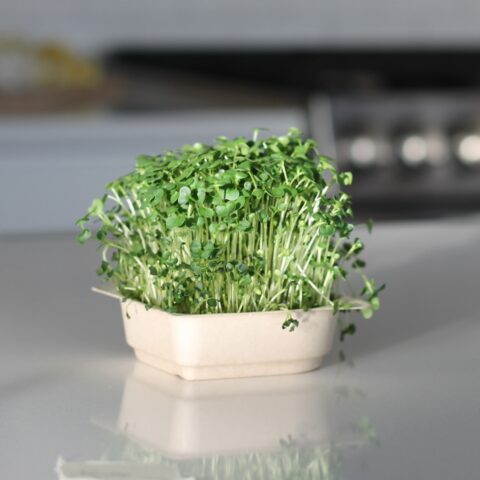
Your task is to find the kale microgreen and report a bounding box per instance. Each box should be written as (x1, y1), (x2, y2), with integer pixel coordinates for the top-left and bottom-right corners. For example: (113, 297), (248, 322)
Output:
(77, 128), (382, 331)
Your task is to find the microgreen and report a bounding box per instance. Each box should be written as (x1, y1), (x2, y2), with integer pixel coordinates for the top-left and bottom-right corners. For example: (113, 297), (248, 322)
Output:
(77, 128), (383, 333)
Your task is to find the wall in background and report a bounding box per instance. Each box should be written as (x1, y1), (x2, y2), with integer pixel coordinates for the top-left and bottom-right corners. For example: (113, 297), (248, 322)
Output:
(1, 0), (479, 53)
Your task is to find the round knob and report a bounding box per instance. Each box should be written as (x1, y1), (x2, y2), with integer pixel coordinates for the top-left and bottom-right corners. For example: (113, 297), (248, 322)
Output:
(338, 134), (380, 169)
(394, 131), (431, 168)
(453, 133), (480, 166)
(349, 136), (378, 168)
(399, 135), (429, 167)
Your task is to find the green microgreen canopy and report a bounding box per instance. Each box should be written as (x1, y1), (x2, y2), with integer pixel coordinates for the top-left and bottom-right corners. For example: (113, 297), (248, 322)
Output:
(77, 128), (383, 334)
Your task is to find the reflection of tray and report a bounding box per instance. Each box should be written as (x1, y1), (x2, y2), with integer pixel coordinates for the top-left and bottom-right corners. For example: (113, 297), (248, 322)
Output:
(116, 362), (334, 459)
(57, 364), (376, 479)
(0, 80), (122, 114)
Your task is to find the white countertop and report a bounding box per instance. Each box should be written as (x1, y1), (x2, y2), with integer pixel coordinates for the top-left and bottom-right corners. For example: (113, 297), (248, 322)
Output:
(2, 217), (480, 479)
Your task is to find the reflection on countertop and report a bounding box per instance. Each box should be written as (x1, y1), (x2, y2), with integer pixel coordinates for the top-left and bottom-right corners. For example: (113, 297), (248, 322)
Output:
(57, 362), (377, 480)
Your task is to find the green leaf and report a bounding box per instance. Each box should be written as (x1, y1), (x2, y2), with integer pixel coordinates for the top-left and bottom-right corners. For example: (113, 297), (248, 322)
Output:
(166, 214), (186, 229)
(197, 188), (206, 204)
(178, 186), (191, 205)
(271, 187), (285, 198)
(236, 262), (248, 273)
(191, 240), (202, 255)
(283, 186), (298, 197)
(362, 308), (373, 319)
(96, 228), (107, 241)
(207, 298), (218, 307)
(202, 242), (215, 259)
(136, 154), (152, 167)
(319, 225), (335, 235)
(225, 188), (240, 201)
(88, 198), (104, 217)
(96, 261), (109, 276)
(170, 191), (179, 203)
(215, 204), (231, 217)
(239, 275), (252, 286)
(339, 171), (353, 186)
(371, 296), (380, 310)
(252, 188), (263, 199)
(198, 206), (214, 218)
(282, 313), (299, 332)
(236, 195), (246, 208)
(152, 189), (164, 203)
(237, 219), (251, 231)
(178, 166), (195, 180)
(76, 229), (91, 244)
(353, 259), (366, 269)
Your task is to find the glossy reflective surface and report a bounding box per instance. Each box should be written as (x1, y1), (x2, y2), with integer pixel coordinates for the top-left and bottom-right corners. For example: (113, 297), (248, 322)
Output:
(2, 218), (480, 479)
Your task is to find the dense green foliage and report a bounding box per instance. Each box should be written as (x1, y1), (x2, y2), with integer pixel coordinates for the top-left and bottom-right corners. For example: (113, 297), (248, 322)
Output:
(77, 128), (382, 331)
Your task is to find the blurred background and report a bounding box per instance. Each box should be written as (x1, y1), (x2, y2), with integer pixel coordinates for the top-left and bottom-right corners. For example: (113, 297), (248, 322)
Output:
(2, 0), (480, 234)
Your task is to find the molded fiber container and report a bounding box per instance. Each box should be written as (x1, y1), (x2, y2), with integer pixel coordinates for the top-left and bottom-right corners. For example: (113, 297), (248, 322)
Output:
(93, 286), (340, 381)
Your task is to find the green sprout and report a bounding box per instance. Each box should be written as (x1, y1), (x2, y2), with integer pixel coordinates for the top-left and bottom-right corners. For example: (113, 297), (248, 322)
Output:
(77, 128), (383, 333)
